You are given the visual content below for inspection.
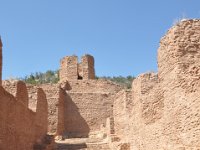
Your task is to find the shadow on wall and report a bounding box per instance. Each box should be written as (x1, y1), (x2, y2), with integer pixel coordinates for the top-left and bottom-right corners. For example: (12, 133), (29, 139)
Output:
(63, 92), (90, 138)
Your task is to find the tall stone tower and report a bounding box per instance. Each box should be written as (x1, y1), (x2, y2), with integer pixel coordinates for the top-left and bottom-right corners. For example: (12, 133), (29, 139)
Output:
(60, 55), (78, 81)
(59, 54), (95, 82)
(0, 37), (2, 86)
(81, 55), (95, 80)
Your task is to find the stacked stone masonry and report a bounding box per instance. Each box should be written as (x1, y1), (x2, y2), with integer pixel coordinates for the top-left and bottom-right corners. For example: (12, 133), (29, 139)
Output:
(1, 19), (200, 150)
(112, 19), (200, 150)
(0, 82), (50, 150)
(59, 54), (95, 81)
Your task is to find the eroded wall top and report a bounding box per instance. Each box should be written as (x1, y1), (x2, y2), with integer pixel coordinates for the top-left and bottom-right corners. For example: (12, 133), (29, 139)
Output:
(158, 19), (200, 80)
(59, 54), (95, 82)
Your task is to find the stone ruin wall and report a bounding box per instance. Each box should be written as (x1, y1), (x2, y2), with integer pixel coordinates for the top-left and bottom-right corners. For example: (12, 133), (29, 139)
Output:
(8, 78), (121, 138)
(21, 83), (60, 135)
(0, 81), (49, 150)
(61, 79), (122, 138)
(112, 90), (132, 141)
(35, 88), (48, 139)
(59, 54), (95, 82)
(64, 91), (113, 137)
(46, 61), (122, 137)
(60, 56), (78, 81)
(46, 80), (121, 137)
(81, 55), (95, 79)
(1, 19), (200, 150)
(157, 19), (200, 149)
(111, 19), (200, 150)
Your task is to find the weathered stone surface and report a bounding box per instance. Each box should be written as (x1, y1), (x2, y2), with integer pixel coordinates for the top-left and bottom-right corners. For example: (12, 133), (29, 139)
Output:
(81, 55), (95, 80)
(56, 88), (66, 135)
(59, 54), (96, 81)
(158, 19), (200, 149)
(35, 88), (48, 139)
(1, 19), (200, 150)
(16, 81), (29, 107)
(0, 86), (44, 150)
(111, 19), (200, 150)
(60, 55), (78, 81)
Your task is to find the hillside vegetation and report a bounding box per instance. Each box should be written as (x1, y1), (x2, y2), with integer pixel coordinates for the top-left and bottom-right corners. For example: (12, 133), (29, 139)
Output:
(22, 70), (135, 89)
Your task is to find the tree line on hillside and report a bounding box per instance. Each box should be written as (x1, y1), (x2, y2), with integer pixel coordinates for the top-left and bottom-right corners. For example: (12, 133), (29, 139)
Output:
(22, 70), (135, 89)
(22, 70), (59, 85)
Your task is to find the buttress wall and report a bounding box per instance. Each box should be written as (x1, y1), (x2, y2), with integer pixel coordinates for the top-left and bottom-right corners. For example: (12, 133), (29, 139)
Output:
(27, 83), (60, 134)
(0, 82), (49, 150)
(35, 88), (48, 139)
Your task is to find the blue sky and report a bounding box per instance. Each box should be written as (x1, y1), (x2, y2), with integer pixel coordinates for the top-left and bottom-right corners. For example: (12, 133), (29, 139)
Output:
(0, 0), (200, 79)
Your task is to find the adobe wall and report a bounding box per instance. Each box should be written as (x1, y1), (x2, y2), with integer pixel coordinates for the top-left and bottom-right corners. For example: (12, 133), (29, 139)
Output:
(111, 19), (200, 150)
(0, 83), (49, 150)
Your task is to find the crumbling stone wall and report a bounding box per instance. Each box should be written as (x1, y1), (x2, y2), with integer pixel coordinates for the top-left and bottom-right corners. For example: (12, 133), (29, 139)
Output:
(64, 92), (113, 137)
(81, 55), (95, 79)
(28, 84), (60, 134)
(111, 19), (200, 150)
(64, 79), (121, 137)
(27, 79), (122, 136)
(16, 81), (29, 107)
(65, 79), (122, 93)
(3, 19), (200, 150)
(0, 84), (49, 150)
(113, 90), (132, 141)
(60, 56), (78, 81)
(35, 88), (48, 139)
(157, 19), (200, 149)
(59, 55), (95, 81)
(56, 88), (66, 135)
(128, 73), (164, 150)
